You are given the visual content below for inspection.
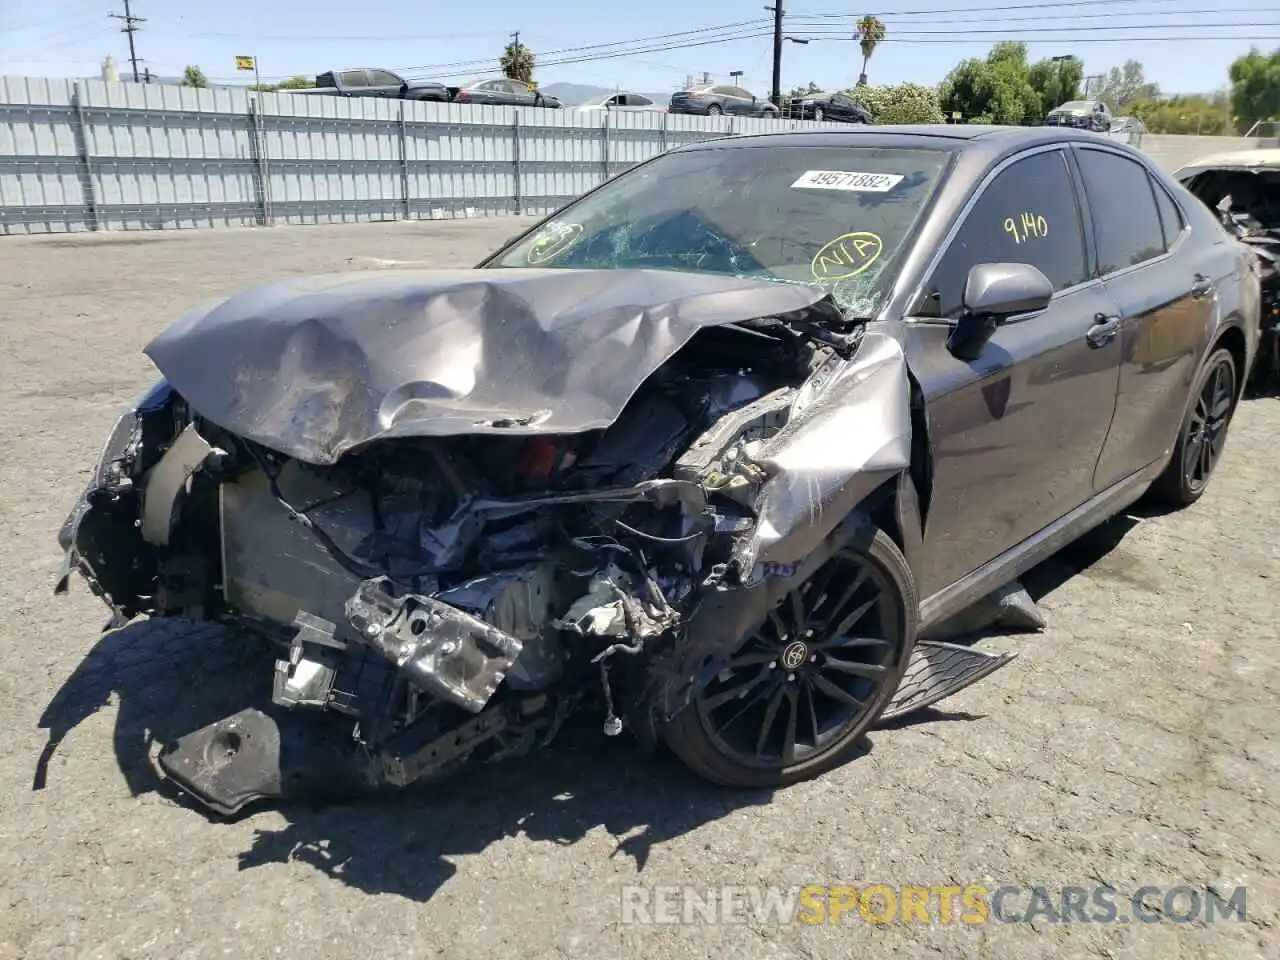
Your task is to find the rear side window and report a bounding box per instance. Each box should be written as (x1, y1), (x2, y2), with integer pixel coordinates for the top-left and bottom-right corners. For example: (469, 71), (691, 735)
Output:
(341, 70), (369, 88)
(1152, 180), (1185, 249)
(916, 149), (1089, 318)
(1076, 148), (1167, 273)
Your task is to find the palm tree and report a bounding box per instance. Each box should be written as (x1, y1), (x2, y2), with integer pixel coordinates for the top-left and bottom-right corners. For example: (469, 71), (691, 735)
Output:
(500, 39), (535, 84)
(855, 15), (886, 86)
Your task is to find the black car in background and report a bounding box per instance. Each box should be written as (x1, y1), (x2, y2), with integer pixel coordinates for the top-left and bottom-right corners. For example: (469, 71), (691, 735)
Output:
(786, 90), (872, 123)
(296, 68), (453, 102)
(450, 77), (562, 108)
(669, 84), (779, 118)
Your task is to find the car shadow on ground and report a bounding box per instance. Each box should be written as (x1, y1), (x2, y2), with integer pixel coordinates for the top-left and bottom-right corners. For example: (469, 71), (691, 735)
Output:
(33, 615), (789, 901)
(32, 510), (1146, 903)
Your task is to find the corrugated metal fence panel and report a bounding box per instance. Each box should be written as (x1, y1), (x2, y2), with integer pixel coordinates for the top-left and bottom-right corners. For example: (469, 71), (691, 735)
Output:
(257, 91), (404, 225)
(0, 76), (83, 234)
(79, 80), (260, 230)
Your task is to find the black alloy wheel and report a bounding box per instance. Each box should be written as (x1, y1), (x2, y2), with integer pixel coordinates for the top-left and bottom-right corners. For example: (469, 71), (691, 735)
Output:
(663, 530), (917, 787)
(1183, 351), (1237, 493)
(1149, 346), (1239, 507)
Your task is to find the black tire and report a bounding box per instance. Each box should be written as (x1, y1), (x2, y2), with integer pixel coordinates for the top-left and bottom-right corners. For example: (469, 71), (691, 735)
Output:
(813, 105), (825, 121)
(1148, 346), (1239, 507)
(707, 103), (723, 116)
(662, 529), (918, 788)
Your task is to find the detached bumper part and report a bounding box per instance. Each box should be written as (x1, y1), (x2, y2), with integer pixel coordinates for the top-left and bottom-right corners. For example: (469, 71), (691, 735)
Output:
(156, 708), (375, 816)
(346, 576), (524, 714)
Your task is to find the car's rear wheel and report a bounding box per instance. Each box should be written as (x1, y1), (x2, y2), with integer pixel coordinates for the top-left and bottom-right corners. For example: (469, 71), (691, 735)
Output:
(662, 530), (917, 788)
(1149, 346), (1239, 507)
(813, 105), (825, 121)
(707, 103), (723, 116)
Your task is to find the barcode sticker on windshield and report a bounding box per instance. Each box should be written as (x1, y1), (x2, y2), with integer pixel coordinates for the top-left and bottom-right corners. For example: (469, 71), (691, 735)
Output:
(791, 170), (904, 192)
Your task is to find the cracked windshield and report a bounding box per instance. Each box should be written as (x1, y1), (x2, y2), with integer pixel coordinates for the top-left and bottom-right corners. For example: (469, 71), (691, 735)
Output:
(492, 145), (951, 316)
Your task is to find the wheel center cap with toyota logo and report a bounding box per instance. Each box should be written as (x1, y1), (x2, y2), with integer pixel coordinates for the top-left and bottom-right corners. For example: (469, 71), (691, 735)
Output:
(781, 641), (809, 670)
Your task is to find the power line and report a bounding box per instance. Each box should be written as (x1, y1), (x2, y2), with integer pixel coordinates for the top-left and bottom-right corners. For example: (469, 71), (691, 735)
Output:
(392, 21), (770, 75)
(791, 8), (1278, 25)
(799, 22), (1280, 36)
(400, 22), (1277, 77)
(793, 0), (1229, 17)
(108, 0), (144, 83)
(393, 37), (1279, 85)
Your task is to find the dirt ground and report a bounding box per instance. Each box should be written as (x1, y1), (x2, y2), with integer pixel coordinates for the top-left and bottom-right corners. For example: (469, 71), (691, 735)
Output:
(0, 220), (1277, 960)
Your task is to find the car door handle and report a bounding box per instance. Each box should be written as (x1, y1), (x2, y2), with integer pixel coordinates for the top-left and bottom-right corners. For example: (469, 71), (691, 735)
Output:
(1086, 314), (1121, 348)
(1190, 273), (1214, 298)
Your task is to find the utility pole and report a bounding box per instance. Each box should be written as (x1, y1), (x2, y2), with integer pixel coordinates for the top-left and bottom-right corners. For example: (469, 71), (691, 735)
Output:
(510, 30), (520, 47)
(109, 1), (145, 83)
(765, 4), (784, 107)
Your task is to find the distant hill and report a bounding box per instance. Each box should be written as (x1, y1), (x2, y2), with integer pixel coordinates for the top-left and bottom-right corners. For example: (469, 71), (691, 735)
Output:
(539, 81), (673, 106)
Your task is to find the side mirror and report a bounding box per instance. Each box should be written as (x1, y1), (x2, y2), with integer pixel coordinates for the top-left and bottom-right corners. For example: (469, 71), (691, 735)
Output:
(947, 262), (1053, 361)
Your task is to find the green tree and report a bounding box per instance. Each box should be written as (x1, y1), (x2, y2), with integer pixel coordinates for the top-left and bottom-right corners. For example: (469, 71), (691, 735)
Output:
(250, 75), (315, 92)
(1229, 47), (1280, 132)
(1131, 94), (1231, 135)
(181, 65), (208, 88)
(938, 42), (1041, 124)
(847, 82), (945, 124)
(500, 38), (535, 83)
(1028, 55), (1083, 115)
(1096, 59), (1159, 110)
(855, 15), (886, 86)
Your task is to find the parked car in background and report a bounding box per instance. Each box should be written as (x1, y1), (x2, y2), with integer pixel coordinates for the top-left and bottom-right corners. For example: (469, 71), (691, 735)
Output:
(576, 92), (664, 112)
(1045, 99), (1112, 132)
(57, 124), (1257, 816)
(293, 68), (452, 102)
(1175, 148), (1280, 386)
(669, 84), (778, 118)
(785, 90), (872, 123)
(450, 77), (562, 108)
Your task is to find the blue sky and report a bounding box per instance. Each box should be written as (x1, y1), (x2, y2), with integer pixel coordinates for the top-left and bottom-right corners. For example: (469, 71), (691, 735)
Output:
(2, 0), (1279, 96)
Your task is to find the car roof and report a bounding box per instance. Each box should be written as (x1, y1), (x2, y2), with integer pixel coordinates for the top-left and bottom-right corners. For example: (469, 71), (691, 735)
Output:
(1174, 148), (1280, 174)
(675, 123), (1132, 157)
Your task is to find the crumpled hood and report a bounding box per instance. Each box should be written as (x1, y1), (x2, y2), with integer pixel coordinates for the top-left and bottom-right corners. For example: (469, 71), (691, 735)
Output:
(144, 267), (834, 465)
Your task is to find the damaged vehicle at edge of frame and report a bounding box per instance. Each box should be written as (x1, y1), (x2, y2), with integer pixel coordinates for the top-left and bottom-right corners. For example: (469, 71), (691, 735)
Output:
(1174, 148), (1280, 388)
(55, 124), (1259, 817)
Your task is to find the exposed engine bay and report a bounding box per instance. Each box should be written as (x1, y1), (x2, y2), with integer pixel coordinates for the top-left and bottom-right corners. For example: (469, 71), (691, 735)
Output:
(55, 268), (1017, 815)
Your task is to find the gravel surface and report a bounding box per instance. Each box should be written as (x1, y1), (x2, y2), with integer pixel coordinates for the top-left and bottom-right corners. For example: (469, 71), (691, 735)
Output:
(1, 220), (1276, 960)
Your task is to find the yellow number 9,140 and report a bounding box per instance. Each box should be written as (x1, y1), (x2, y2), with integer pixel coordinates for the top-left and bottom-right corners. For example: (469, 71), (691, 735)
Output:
(1004, 212), (1048, 244)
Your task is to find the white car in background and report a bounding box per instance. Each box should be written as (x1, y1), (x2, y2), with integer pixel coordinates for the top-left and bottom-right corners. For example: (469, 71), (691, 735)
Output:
(575, 92), (665, 112)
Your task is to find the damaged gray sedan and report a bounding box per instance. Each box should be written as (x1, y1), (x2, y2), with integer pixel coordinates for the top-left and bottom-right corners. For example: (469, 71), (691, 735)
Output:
(57, 124), (1259, 815)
